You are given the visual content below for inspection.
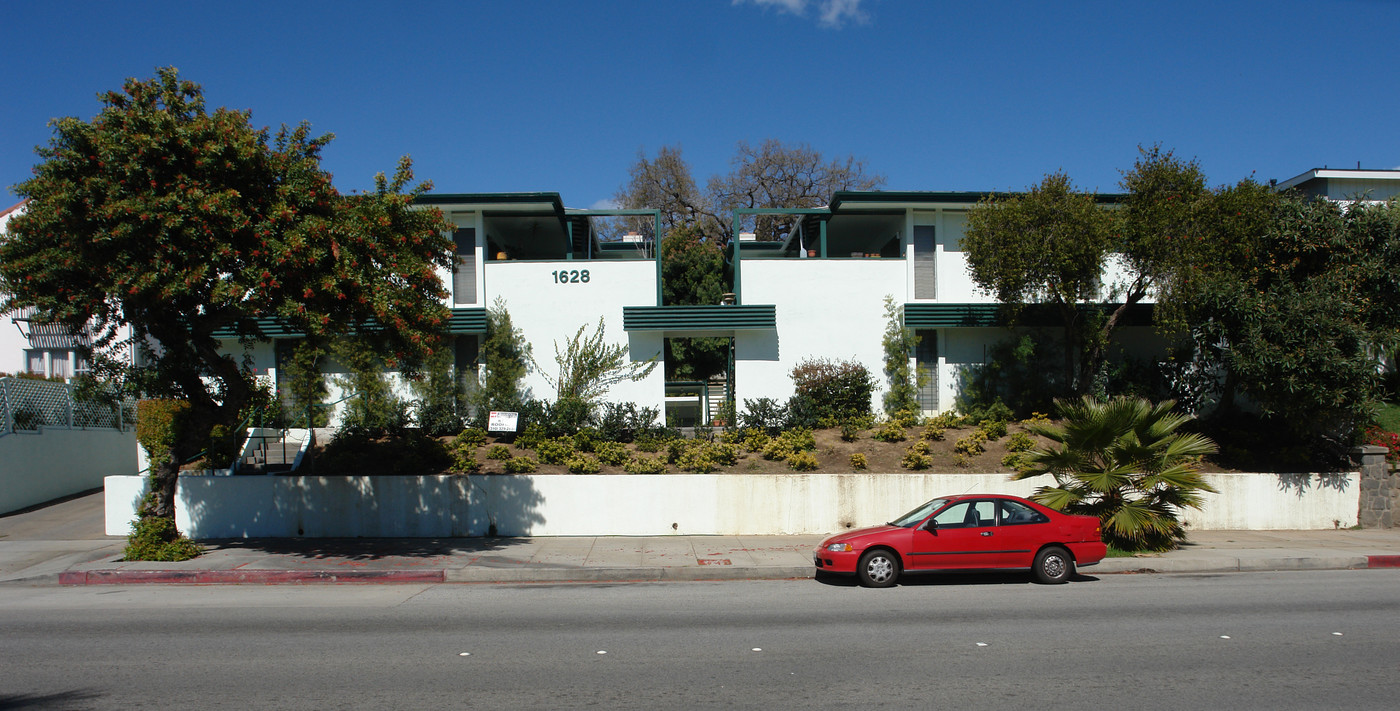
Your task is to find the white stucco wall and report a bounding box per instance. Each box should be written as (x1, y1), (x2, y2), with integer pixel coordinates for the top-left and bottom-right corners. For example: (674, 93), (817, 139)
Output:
(1, 428), (138, 514)
(486, 258), (664, 411)
(105, 470), (1362, 539)
(736, 259), (906, 410)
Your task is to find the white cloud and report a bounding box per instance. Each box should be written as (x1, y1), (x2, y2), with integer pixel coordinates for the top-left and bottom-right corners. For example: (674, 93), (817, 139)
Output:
(589, 197), (620, 210)
(735, 0), (869, 29)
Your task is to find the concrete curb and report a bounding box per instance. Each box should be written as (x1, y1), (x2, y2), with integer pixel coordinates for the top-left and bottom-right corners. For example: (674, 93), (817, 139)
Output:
(43, 556), (1400, 585)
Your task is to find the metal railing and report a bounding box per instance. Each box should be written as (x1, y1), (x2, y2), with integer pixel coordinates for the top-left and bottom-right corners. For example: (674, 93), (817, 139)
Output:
(0, 377), (133, 437)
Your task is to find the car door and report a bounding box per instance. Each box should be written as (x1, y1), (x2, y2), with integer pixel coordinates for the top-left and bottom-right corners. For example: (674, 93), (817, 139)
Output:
(993, 498), (1052, 568)
(908, 499), (1001, 570)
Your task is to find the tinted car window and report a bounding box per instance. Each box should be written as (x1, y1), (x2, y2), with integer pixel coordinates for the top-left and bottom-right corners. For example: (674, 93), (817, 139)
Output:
(998, 499), (1049, 525)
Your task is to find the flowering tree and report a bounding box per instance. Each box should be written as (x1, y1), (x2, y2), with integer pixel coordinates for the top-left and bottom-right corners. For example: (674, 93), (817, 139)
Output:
(0, 68), (452, 530)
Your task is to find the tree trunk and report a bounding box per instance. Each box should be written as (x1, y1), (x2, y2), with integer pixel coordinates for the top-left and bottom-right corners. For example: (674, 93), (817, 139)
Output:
(141, 456), (182, 520)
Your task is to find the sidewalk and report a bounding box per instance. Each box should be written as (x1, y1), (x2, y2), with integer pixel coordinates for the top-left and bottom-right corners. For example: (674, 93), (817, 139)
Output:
(4, 494), (1400, 586)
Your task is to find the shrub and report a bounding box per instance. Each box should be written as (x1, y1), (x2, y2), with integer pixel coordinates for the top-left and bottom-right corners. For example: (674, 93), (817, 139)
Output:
(720, 428), (744, 445)
(872, 421), (907, 443)
(486, 444), (512, 460)
(410, 348), (466, 437)
(624, 454), (667, 474)
(635, 434), (666, 453)
(319, 431), (452, 476)
(1001, 451), (1031, 473)
(566, 454), (602, 474)
(676, 444), (718, 473)
(451, 440), (482, 473)
(124, 509), (201, 562)
(953, 453), (970, 468)
(954, 430), (988, 457)
(137, 399), (189, 467)
(740, 397), (789, 435)
(790, 357), (875, 425)
(921, 425), (946, 442)
(957, 400), (1014, 428)
(849, 453), (868, 470)
(882, 296), (922, 416)
(901, 441), (933, 470)
(1362, 426), (1400, 464)
(456, 427), (488, 448)
(762, 429), (815, 461)
(712, 442), (742, 467)
(504, 455), (539, 473)
(513, 423), (547, 450)
(978, 419), (1008, 440)
(890, 407), (922, 429)
(787, 450), (820, 472)
(595, 440), (631, 466)
(572, 427), (600, 453)
(536, 437), (576, 465)
(1006, 431), (1035, 452)
(840, 421), (863, 442)
(595, 402), (662, 443)
(741, 428), (772, 453)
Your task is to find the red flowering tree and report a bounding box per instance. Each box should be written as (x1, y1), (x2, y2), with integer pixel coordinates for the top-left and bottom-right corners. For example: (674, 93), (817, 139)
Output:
(0, 68), (452, 529)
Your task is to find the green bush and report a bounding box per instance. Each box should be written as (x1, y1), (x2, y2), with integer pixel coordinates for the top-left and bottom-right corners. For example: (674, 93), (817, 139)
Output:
(712, 442), (741, 466)
(921, 425), (946, 441)
(319, 431), (452, 476)
(624, 454), (667, 474)
(954, 430), (988, 457)
(634, 434), (666, 453)
(901, 441), (933, 470)
(676, 444), (718, 473)
(1006, 431), (1035, 452)
(786, 450), (820, 472)
(124, 511), (201, 562)
(456, 427), (488, 448)
(595, 441), (631, 466)
(536, 437), (576, 465)
(762, 429), (815, 461)
(450, 439), (482, 473)
(486, 444), (512, 460)
(136, 399), (189, 467)
(515, 423), (547, 450)
(790, 357), (875, 424)
(741, 428), (771, 453)
(595, 402), (663, 443)
(850, 453), (868, 470)
(978, 419), (1008, 440)
(504, 455), (539, 473)
(872, 421), (907, 443)
(740, 397), (789, 435)
(566, 454), (602, 474)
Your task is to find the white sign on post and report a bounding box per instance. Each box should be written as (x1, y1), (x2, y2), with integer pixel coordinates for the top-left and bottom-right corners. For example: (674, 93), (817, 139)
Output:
(487, 411), (519, 433)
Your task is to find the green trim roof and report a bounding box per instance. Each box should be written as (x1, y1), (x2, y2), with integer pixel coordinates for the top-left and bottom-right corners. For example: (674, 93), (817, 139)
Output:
(211, 307), (488, 340)
(623, 305), (777, 333)
(904, 303), (1153, 329)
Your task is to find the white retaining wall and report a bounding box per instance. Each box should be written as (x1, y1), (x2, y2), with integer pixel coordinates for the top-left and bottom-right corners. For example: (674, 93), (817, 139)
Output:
(1, 428), (137, 514)
(105, 471), (1361, 539)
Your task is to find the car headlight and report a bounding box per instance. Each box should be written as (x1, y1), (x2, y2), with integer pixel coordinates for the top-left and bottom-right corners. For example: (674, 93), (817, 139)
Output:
(825, 543), (853, 552)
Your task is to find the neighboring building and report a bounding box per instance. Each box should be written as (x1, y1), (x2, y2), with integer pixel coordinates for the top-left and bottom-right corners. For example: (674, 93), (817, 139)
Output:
(1276, 168), (1400, 204)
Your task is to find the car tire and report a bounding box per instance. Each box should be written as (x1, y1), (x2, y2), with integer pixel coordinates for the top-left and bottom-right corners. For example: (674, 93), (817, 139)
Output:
(1033, 546), (1073, 584)
(857, 549), (900, 588)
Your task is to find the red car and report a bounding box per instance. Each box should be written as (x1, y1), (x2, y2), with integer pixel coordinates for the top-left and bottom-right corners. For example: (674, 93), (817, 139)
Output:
(814, 494), (1107, 587)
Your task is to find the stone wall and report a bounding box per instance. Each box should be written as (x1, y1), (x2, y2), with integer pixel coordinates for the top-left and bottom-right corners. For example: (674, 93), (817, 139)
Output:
(1354, 445), (1394, 529)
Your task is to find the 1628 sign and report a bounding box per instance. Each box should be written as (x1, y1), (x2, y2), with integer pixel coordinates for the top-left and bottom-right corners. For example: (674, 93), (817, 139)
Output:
(552, 269), (591, 284)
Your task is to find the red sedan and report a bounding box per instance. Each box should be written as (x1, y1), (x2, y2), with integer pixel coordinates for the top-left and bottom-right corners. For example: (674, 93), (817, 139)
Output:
(814, 494), (1107, 587)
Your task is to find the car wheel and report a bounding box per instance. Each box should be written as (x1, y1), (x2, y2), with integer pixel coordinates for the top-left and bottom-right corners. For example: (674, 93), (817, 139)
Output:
(1033, 546), (1073, 584)
(857, 549), (900, 588)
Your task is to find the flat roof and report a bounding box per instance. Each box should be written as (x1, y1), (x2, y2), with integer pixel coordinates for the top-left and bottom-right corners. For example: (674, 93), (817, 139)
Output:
(1276, 169), (1400, 192)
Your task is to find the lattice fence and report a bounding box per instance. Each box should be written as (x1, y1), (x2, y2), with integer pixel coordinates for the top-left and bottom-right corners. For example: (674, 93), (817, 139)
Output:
(0, 377), (131, 435)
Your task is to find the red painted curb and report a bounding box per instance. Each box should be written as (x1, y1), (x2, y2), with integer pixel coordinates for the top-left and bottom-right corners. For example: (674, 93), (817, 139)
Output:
(1366, 555), (1400, 568)
(59, 569), (445, 585)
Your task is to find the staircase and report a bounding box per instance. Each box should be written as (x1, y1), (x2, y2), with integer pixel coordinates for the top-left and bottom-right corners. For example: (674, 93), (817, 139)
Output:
(236, 428), (311, 475)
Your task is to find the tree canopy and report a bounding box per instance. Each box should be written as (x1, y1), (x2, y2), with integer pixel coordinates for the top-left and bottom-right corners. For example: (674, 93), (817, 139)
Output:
(0, 67), (453, 523)
(615, 139), (884, 242)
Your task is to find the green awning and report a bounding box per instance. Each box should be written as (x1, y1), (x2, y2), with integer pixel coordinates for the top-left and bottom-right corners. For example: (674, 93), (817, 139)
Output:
(623, 305), (777, 334)
(904, 303), (1154, 329)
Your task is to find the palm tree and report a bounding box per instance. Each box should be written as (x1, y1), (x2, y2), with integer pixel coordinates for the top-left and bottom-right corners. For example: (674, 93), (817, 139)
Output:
(1014, 396), (1218, 552)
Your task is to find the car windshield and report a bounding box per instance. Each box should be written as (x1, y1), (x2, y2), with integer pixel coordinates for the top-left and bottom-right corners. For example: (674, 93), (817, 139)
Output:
(889, 498), (950, 528)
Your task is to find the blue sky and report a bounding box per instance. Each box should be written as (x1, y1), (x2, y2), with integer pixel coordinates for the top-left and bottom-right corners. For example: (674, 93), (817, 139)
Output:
(3, 0), (1397, 209)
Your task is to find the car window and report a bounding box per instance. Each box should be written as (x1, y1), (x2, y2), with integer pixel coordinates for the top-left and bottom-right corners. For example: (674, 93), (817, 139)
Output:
(930, 500), (994, 528)
(890, 498), (949, 527)
(998, 499), (1049, 526)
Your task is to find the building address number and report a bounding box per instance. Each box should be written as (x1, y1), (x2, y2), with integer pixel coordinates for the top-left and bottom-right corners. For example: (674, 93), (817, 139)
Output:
(552, 269), (591, 284)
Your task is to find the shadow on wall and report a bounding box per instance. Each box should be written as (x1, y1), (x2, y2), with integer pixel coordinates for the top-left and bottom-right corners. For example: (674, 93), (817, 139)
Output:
(1276, 472), (1352, 497)
(177, 472), (546, 542)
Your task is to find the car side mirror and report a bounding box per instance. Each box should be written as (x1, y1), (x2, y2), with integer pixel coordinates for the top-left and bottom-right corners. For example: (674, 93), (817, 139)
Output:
(922, 519), (938, 532)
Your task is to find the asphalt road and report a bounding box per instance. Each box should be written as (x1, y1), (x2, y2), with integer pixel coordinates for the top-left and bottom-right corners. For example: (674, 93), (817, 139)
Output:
(2, 570), (1397, 709)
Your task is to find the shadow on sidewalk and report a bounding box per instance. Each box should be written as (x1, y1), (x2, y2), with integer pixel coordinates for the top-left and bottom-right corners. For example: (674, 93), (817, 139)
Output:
(201, 536), (518, 561)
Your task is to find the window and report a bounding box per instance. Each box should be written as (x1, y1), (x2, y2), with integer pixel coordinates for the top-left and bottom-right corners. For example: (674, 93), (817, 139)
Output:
(998, 499), (1048, 526)
(932, 500), (996, 528)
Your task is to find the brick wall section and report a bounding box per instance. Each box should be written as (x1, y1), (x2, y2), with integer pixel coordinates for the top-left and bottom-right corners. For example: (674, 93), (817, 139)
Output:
(1353, 445), (1393, 529)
